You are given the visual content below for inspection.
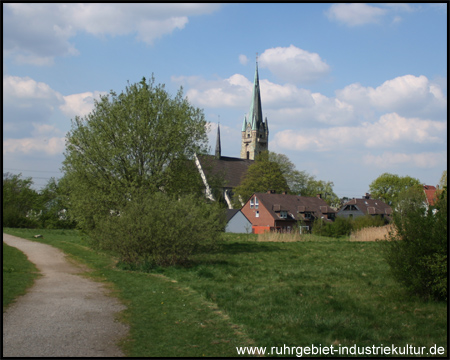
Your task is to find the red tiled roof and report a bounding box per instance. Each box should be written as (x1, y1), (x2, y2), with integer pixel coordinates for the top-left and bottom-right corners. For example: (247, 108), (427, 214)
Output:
(251, 192), (336, 222)
(423, 185), (438, 206)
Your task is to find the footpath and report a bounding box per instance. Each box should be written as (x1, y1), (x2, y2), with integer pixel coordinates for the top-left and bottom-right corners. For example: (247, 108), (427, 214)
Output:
(3, 233), (128, 357)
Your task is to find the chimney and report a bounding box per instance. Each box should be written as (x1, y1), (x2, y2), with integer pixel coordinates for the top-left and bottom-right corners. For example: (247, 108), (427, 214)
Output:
(316, 194), (321, 199)
(267, 190), (276, 194)
(364, 193), (370, 199)
(282, 191), (287, 195)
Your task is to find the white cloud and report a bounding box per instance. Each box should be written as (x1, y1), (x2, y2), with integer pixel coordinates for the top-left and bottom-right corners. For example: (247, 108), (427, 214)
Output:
(60, 91), (106, 118)
(259, 45), (330, 84)
(3, 137), (66, 156)
(364, 151), (447, 169)
(239, 54), (249, 65)
(336, 74), (447, 121)
(272, 112), (446, 153)
(3, 3), (220, 65)
(3, 75), (63, 102)
(325, 3), (387, 26)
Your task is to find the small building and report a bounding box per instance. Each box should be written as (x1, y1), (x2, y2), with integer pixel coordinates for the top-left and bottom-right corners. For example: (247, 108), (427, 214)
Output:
(225, 209), (252, 234)
(337, 194), (392, 221)
(241, 191), (336, 234)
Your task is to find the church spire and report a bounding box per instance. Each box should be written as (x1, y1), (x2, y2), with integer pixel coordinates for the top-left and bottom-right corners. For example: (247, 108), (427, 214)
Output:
(248, 58), (263, 131)
(240, 57), (269, 160)
(215, 122), (221, 159)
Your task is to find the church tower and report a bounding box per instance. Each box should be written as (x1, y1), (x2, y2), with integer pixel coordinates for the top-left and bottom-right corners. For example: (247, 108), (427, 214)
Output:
(240, 59), (269, 160)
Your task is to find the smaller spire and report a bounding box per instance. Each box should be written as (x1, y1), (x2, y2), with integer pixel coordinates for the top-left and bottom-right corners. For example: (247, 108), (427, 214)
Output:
(215, 122), (221, 159)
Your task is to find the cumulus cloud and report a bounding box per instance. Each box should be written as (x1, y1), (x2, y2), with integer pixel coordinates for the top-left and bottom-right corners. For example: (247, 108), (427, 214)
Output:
(60, 91), (106, 118)
(364, 151), (447, 169)
(336, 74), (447, 121)
(325, 3), (387, 26)
(3, 123), (65, 156)
(272, 113), (446, 152)
(259, 45), (330, 84)
(3, 3), (220, 65)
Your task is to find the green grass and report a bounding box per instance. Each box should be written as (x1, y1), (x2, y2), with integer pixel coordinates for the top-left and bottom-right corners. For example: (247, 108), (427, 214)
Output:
(3, 241), (41, 311)
(3, 228), (447, 357)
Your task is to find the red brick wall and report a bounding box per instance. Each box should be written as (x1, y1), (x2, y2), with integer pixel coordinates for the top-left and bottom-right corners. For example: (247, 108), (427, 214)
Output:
(241, 194), (275, 229)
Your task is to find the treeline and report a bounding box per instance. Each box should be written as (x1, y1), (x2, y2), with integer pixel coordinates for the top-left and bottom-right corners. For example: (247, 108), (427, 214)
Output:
(3, 173), (76, 229)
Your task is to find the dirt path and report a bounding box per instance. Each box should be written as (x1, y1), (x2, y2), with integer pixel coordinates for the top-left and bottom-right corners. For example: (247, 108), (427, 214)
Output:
(3, 233), (128, 357)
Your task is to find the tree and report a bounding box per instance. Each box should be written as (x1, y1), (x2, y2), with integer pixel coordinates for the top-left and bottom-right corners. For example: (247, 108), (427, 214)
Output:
(38, 177), (77, 229)
(267, 152), (315, 196)
(384, 186), (447, 300)
(233, 151), (289, 204)
(62, 76), (222, 265)
(63, 76), (208, 232)
(369, 173), (421, 206)
(3, 172), (40, 228)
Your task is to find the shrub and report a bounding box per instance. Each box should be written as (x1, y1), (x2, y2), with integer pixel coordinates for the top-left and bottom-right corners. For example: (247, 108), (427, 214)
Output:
(312, 216), (352, 237)
(383, 187), (447, 301)
(89, 191), (226, 268)
(352, 214), (386, 231)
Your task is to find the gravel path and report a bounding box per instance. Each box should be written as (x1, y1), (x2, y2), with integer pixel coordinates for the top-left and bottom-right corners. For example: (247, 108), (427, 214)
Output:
(3, 233), (129, 357)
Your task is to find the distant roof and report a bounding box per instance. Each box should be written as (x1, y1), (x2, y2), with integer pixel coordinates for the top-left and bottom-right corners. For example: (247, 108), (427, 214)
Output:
(341, 197), (392, 216)
(251, 192), (336, 221)
(197, 155), (253, 188)
(423, 185), (438, 206)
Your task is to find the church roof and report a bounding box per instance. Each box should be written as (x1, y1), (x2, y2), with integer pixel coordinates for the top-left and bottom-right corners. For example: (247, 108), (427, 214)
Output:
(196, 154), (254, 188)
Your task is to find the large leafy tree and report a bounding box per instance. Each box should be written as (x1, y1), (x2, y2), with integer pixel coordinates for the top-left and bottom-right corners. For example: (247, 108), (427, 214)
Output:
(63, 76), (209, 232)
(369, 172), (422, 206)
(233, 151), (289, 204)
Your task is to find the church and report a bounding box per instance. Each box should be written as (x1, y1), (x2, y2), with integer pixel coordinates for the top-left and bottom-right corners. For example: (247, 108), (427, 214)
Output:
(194, 60), (269, 209)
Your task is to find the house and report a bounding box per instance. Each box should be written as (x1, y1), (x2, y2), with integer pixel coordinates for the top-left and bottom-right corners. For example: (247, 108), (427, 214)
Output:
(337, 193), (392, 221)
(225, 209), (252, 234)
(195, 60), (268, 209)
(423, 185), (438, 207)
(241, 191), (336, 234)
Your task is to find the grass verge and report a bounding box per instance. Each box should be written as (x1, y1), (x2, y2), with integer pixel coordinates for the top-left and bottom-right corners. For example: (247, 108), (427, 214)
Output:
(3, 241), (41, 311)
(2, 228), (255, 357)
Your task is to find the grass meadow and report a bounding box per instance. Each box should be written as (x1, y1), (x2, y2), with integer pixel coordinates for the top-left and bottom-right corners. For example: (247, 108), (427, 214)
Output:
(3, 228), (447, 357)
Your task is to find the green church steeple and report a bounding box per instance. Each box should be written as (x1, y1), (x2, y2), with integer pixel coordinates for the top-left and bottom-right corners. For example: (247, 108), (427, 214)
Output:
(240, 58), (269, 160)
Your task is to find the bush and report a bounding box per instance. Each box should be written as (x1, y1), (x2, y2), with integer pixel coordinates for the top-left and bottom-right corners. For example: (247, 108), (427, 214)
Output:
(89, 191), (226, 268)
(312, 216), (352, 237)
(352, 214), (386, 231)
(383, 188), (447, 301)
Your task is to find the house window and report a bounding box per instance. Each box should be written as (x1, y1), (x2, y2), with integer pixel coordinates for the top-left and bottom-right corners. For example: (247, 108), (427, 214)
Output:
(254, 197), (259, 209)
(280, 211), (288, 219)
(250, 198), (254, 209)
(304, 212), (312, 219)
(256, 211), (259, 218)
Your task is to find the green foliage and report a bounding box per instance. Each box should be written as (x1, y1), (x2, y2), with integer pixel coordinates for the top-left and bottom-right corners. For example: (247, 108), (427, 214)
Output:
(384, 187), (447, 301)
(351, 214), (386, 231)
(233, 151), (289, 204)
(369, 172), (422, 206)
(313, 214), (386, 237)
(2, 173), (40, 228)
(62, 76), (211, 266)
(312, 216), (352, 237)
(89, 191), (226, 267)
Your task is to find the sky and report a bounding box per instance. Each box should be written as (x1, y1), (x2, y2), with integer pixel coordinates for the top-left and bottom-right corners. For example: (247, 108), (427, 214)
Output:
(3, 3), (447, 198)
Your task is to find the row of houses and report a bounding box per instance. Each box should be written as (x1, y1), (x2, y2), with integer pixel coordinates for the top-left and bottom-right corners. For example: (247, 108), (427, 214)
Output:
(225, 185), (440, 234)
(225, 191), (393, 234)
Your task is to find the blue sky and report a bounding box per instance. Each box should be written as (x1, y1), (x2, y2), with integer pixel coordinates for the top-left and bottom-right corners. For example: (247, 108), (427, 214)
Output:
(3, 3), (447, 198)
